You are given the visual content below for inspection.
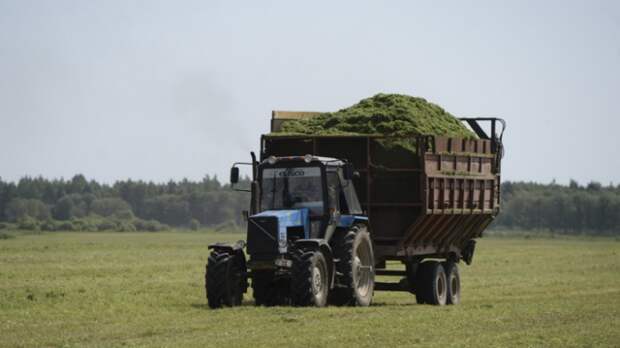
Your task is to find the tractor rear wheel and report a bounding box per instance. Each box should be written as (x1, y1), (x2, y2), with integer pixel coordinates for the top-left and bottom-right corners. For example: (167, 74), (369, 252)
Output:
(291, 249), (329, 307)
(206, 249), (246, 309)
(443, 261), (461, 305)
(330, 225), (375, 306)
(415, 261), (447, 306)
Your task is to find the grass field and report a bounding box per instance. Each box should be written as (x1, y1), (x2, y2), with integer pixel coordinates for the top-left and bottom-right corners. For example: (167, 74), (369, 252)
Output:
(1, 231), (619, 347)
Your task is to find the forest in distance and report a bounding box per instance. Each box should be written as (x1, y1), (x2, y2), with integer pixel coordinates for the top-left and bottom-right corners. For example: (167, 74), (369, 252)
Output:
(0, 174), (618, 236)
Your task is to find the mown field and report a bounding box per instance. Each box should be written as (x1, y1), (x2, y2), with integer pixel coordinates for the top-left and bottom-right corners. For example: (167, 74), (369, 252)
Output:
(0, 231), (619, 348)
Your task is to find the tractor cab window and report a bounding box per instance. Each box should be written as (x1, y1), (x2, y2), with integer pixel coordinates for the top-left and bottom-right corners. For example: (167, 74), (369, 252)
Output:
(326, 170), (340, 212)
(260, 166), (324, 216)
(338, 170), (362, 215)
(327, 167), (362, 215)
(341, 179), (362, 214)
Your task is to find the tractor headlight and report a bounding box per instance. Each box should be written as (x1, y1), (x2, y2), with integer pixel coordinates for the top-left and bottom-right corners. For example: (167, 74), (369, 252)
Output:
(267, 156), (277, 165)
(275, 257), (292, 268)
(278, 238), (287, 249)
(304, 154), (313, 163)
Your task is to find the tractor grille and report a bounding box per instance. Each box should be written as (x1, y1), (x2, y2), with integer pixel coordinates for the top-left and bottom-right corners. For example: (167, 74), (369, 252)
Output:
(247, 216), (278, 256)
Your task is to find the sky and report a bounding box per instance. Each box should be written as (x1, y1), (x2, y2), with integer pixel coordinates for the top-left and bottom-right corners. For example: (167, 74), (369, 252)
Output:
(0, 0), (618, 185)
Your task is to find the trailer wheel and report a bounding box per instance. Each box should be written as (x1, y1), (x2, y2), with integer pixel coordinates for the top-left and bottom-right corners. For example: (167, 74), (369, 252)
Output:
(291, 249), (329, 307)
(206, 249), (245, 309)
(416, 261), (447, 306)
(330, 225), (375, 306)
(443, 262), (460, 305)
(252, 271), (278, 306)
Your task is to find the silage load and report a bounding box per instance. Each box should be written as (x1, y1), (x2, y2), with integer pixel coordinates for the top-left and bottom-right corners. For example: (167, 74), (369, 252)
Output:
(279, 93), (476, 139)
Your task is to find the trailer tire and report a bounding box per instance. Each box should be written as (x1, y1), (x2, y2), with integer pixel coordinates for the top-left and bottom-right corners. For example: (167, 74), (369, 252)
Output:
(443, 262), (460, 305)
(206, 249), (244, 309)
(330, 225), (375, 306)
(416, 261), (447, 306)
(291, 249), (329, 307)
(252, 271), (278, 306)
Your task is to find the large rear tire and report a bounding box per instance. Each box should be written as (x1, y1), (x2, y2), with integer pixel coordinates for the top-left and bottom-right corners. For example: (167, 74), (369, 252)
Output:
(206, 249), (245, 309)
(330, 225), (375, 306)
(416, 261), (447, 306)
(291, 249), (329, 307)
(443, 261), (461, 305)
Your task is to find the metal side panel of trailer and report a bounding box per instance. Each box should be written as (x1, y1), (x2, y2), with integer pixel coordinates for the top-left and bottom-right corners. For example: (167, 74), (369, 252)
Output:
(261, 134), (502, 264)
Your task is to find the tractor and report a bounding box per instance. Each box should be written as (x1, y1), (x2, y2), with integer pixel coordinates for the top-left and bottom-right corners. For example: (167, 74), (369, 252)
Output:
(205, 154), (374, 308)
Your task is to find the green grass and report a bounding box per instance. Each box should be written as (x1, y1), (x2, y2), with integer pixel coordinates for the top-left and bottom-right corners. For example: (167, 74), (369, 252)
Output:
(279, 93), (476, 139)
(1, 232), (619, 347)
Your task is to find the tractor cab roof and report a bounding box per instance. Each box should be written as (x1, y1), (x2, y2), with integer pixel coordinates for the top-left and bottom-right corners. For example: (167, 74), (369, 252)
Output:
(261, 155), (346, 168)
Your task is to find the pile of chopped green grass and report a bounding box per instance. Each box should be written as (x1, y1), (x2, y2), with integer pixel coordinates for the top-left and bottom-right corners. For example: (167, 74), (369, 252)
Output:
(278, 93), (476, 139)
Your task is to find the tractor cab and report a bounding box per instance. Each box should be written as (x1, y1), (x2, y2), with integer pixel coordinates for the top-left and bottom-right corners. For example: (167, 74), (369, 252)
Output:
(257, 155), (362, 232)
(245, 155), (365, 260)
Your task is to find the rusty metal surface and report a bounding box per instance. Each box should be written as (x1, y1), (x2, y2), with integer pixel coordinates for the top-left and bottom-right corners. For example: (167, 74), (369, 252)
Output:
(261, 126), (503, 263)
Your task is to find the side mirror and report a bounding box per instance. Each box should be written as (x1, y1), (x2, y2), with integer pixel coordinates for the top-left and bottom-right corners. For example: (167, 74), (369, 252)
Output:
(343, 163), (355, 180)
(230, 167), (240, 184)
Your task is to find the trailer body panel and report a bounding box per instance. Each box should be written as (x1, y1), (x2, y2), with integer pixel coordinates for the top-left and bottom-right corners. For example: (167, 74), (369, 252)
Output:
(261, 133), (502, 263)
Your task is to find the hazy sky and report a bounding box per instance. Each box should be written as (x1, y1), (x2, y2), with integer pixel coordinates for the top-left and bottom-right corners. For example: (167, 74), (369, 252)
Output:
(1, 0), (618, 185)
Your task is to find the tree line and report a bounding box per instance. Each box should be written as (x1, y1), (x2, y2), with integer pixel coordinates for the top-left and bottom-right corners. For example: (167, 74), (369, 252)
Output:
(494, 180), (620, 235)
(0, 175), (618, 235)
(0, 175), (249, 232)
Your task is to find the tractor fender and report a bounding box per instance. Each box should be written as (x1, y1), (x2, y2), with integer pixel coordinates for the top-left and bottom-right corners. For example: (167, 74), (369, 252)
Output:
(208, 240), (248, 279)
(208, 240), (246, 253)
(337, 215), (369, 229)
(293, 239), (335, 289)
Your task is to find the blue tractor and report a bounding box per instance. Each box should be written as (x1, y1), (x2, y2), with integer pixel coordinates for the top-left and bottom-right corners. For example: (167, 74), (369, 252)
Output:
(206, 154), (375, 308)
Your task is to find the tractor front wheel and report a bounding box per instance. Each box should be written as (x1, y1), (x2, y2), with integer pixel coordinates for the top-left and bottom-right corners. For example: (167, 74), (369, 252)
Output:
(290, 249), (329, 307)
(206, 249), (246, 309)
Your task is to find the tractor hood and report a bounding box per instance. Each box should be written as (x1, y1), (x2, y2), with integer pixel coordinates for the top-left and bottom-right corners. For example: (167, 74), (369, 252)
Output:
(249, 209), (310, 253)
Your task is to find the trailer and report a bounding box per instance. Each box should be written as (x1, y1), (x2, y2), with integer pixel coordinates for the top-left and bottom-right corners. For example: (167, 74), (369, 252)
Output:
(205, 110), (505, 308)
